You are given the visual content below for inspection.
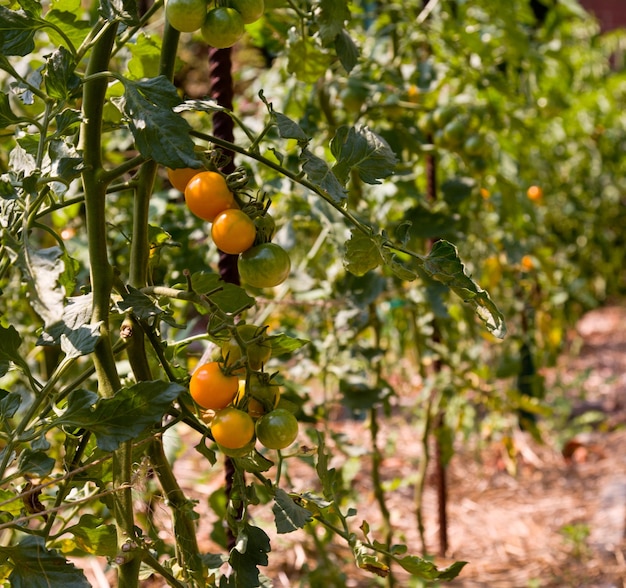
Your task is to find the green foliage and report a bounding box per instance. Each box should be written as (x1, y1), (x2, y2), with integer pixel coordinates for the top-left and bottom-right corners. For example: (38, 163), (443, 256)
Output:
(0, 0), (624, 585)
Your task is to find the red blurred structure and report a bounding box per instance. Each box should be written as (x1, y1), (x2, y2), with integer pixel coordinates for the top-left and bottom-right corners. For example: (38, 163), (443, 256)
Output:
(579, 0), (626, 31)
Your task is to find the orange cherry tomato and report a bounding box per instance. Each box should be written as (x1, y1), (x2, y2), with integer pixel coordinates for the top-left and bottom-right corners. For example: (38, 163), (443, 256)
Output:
(184, 171), (237, 222)
(211, 407), (255, 449)
(189, 361), (238, 410)
(167, 167), (203, 192)
(526, 185), (543, 201)
(211, 209), (256, 254)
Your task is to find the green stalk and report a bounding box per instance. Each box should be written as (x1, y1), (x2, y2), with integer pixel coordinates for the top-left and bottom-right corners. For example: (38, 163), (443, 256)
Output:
(80, 21), (141, 587)
(122, 20), (205, 586)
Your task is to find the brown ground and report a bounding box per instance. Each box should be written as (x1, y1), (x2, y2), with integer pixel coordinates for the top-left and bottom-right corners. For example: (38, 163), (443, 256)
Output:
(82, 305), (626, 587)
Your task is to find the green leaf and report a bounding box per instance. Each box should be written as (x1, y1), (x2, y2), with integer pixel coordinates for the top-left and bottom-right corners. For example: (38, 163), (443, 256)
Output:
(229, 524), (270, 588)
(272, 488), (312, 534)
(190, 272), (255, 314)
(53, 109), (82, 137)
(44, 46), (80, 101)
(0, 535), (90, 588)
(18, 449), (55, 477)
(315, 432), (337, 501)
(0, 488), (22, 516)
(234, 449), (273, 473)
(331, 125), (398, 185)
(38, 294), (93, 347)
(423, 240), (507, 338)
(117, 76), (202, 169)
(127, 32), (163, 80)
(344, 230), (384, 276)
(0, 6), (38, 56)
(59, 323), (102, 359)
(55, 515), (118, 557)
(318, 0), (350, 46)
(286, 38), (334, 83)
(267, 333), (309, 356)
(99, 0), (139, 25)
(45, 2), (92, 51)
(117, 286), (165, 322)
(0, 92), (20, 128)
(335, 29), (359, 73)
(274, 112), (309, 142)
(394, 554), (467, 580)
(57, 381), (184, 451)
(0, 389), (21, 421)
(20, 245), (66, 328)
(301, 148), (347, 203)
(354, 541), (390, 578)
(441, 177), (475, 207)
(0, 324), (30, 375)
(48, 139), (84, 194)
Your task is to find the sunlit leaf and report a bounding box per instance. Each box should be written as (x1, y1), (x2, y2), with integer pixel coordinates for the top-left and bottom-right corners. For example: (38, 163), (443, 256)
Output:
(344, 230), (384, 276)
(54, 515), (117, 557)
(331, 125), (398, 185)
(43, 46), (80, 101)
(286, 38), (333, 83)
(0, 6), (38, 56)
(0, 535), (90, 588)
(423, 240), (507, 338)
(229, 524), (270, 587)
(57, 382), (184, 451)
(301, 148), (347, 203)
(272, 488), (312, 534)
(318, 0), (350, 46)
(117, 76), (202, 169)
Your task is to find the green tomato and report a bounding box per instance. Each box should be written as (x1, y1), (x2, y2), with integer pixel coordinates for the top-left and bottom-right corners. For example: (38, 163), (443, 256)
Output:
(229, 0), (264, 24)
(221, 323), (272, 372)
(201, 7), (244, 48)
(238, 243), (291, 288)
(256, 409), (298, 450)
(165, 0), (207, 32)
(248, 372), (280, 411)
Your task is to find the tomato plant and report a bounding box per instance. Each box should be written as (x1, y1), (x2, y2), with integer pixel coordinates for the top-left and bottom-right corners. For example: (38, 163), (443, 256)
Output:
(201, 6), (244, 48)
(238, 242), (291, 288)
(0, 0), (623, 585)
(189, 361), (239, 410)
(184, 170), (237, 221)
(211, 208), (256, 254)
(210, 407), (255, 449)
(256, 408), (299, 450)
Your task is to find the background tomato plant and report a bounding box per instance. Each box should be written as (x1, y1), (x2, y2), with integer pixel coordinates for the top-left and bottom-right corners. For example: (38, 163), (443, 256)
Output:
(0, 0), (624, 586)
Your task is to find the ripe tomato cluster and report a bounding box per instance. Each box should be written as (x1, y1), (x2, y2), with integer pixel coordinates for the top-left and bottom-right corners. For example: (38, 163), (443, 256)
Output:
(188, 326), (299, 456)
(165, 0), (264, 48)
(168, 166), (291, 288)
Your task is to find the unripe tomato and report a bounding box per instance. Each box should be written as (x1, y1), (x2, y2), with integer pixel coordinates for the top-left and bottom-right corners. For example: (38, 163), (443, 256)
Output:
(221, 323), (272, 372)
(211, 407), (255, 449)
(165, 0), (208, 32)
(211, 209), (256, 255)
(167, 167), (203, 192)
(228, 0), (264, 24)
(238, 243), (291, 288)
(256, 409), (298, 450)
(184, 171), (237, 222)
(189, 361), (238, 410)
(201, 7), (244, 49)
